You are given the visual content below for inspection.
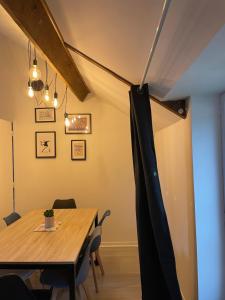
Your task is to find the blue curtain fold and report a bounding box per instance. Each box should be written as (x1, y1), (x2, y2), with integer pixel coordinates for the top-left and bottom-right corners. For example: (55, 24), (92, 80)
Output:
(129, 84), (182, 300)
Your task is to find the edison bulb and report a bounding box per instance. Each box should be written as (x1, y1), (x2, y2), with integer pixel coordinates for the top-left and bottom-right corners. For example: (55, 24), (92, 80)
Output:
(53, 98), (58, 108)
(44, 85), (50, 102)
(53, 92), (58, 108)
(28, 86), (34, 98)
(65, 117), (70, 127)
(27, 81), (34, 98)
(30, 59), (41, 80)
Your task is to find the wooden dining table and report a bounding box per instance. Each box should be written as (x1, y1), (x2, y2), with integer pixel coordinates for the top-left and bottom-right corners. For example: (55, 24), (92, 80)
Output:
(0, 208), (98, 300)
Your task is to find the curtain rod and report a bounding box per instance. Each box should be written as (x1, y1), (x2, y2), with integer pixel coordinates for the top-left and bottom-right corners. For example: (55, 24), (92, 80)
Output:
(65, 41), (186, 119)
(139, 0), (172, 90)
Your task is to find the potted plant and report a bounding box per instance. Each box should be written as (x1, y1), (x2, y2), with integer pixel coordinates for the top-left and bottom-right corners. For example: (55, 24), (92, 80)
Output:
(44, 209), (54, 229)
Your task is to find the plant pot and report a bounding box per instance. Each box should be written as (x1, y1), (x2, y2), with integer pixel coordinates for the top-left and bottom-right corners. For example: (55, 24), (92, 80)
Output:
(45, 216), (55, 229)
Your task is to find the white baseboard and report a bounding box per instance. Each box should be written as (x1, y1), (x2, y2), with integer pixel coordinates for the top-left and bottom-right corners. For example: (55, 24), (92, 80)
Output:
(101, 241), (138, 248)
(101, 242), (185, 300)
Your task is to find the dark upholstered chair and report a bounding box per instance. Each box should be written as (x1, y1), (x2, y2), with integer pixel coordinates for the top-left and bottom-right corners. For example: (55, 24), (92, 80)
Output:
(40, 230), (96, 299)
(0, 275), (52, 300)
(3, 212), (21, 226)
(88, 210), (111, 292)
(52, 198), (77, 209)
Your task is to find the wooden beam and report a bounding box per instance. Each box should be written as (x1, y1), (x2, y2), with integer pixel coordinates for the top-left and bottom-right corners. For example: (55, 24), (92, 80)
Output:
(0, 0), (89, 101)
(65, 42), (187, 118)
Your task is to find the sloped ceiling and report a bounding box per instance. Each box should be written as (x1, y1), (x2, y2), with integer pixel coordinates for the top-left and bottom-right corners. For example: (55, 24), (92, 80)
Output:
(0, 0), (225, 129)
(47, 0), (225, 98)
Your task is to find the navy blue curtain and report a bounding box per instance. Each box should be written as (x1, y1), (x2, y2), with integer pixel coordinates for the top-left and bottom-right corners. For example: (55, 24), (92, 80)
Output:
(129, 84), (182, 300)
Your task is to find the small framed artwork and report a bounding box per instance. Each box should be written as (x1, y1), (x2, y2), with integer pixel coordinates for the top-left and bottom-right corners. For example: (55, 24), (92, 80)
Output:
(71, 140), (86, 160)
(35, 107), (56, 123)
(35, 131), (56, 158)
(65, 114), (92, 134)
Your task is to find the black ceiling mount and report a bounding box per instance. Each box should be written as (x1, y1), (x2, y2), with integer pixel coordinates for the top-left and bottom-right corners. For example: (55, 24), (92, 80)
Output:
(31, 80), (44, 91)
(150, 95), (188, 119)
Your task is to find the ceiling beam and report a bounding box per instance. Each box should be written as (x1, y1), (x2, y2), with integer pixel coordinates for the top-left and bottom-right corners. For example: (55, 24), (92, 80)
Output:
(0, 0), (89, 101)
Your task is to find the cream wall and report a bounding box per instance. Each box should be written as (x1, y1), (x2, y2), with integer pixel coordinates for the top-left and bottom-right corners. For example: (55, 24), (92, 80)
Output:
(0, 34), (137, 245)
(154, 112), (197, 300)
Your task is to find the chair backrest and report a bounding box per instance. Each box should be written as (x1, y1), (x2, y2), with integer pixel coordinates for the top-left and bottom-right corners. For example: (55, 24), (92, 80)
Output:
(76, 229), (99, 286)
(0, 275), (35, 300)
(98, 209), (111, 226)
(90, 226), (102, 253)
(3, 212), (21, 226)
(52, 199), (77, 209)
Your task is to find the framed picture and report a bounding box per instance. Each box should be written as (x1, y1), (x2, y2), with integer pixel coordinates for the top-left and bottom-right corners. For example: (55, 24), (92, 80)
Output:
(71, 140), (86, 160)
(35, 108), (56, 123)
(65, 114), (92, 134)
(35, 131), (56, 158)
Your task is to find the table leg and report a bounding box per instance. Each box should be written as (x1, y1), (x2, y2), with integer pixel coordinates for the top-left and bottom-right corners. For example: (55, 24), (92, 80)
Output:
(68, 264), (76, 300)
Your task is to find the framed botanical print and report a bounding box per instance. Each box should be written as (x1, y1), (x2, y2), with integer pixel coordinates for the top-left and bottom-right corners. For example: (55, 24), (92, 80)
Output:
(35, 131), (56, 158)
(71, 140), (86, 160)
(65, 114), (92, 134)
(35, 108), (56, 123)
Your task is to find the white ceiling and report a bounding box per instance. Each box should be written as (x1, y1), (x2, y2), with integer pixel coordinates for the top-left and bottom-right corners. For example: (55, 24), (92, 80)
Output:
(167, 24), (225, 99)
(0, 0), (225, 129)
(46, 0), (225, 98)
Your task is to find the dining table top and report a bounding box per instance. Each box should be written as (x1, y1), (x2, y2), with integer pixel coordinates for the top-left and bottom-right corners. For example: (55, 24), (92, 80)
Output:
(0, 208), (98, 265)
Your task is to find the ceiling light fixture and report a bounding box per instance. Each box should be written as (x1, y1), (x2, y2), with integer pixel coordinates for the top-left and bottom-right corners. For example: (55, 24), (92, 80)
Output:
(64, 87), (70, 127)
(30, 47), (41, 80)
(53, 73), (58, 108)
(27, 79), (34, 98)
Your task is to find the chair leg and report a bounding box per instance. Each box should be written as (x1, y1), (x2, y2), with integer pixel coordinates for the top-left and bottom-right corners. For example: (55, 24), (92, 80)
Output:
(90, 253), (99, 293)
(82, 283), (90, 300)
(51, 287), (59, 300)
(95, 249), (105, 276)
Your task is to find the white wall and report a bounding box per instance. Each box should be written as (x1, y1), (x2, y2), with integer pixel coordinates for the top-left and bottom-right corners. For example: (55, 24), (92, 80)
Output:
(191, 95), (225, 300)
(154, 112), (197, 300)
(0, 34), (137, 245)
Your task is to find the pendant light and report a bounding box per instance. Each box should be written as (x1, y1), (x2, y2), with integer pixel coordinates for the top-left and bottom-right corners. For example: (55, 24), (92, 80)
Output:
(30, 47), (41, 80)
(64, 87), (70, 127)
(27, 79), (34, 98)
(44, 61), (50, 102)
(53, 73), (58, 108)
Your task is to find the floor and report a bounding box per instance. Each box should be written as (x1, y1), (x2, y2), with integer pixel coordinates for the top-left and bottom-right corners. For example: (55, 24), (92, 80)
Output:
(32, 246), (141, 300)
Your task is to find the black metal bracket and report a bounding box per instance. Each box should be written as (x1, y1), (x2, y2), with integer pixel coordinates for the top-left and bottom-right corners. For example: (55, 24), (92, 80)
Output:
(150, 95), (189, 119)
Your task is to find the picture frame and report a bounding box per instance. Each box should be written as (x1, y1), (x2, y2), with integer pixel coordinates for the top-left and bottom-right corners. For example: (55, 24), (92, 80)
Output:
(35, 107), (56, 123)
(65, 114), (92, 134)
(71, 140), (86, 161)
(35, 131), (56, 158)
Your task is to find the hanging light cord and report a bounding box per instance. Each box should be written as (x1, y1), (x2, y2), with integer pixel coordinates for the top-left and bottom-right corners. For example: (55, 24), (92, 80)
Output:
(45, 61), (48, 85)
(57, 86), (67, 110)
(54, 73), (57, 93)
(64, 86), (68, 113)
(27, 40), (31, 76)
